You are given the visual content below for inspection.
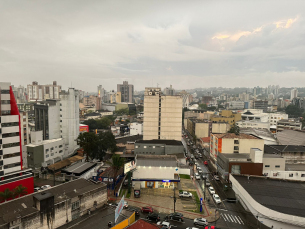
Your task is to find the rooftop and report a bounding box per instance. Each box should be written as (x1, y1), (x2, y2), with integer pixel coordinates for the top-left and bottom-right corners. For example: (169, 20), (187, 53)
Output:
(136, 139), (183, 146)
(220, 153), (250, 159)
(26, 138), (63, 147)
(200, 137), (210, 143)
(213, 133), (259, 140)
(116, 135), (143, 144)
(0, 179), (106, 225)
(265, 145), (305, 153)
(48, 155), (83, 171)
(232, 175), (305, 217)
(276, 129), (305, 145)
(61, 161), (97, 175)
(263, 154), (283, 158)
(136, 155), (177, 167)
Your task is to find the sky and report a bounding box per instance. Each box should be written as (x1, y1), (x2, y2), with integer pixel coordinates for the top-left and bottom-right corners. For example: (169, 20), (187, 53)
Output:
(1, 0), (305, 92)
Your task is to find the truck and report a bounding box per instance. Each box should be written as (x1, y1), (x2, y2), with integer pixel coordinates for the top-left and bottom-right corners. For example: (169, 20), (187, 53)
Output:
(179, 191), (193, 198)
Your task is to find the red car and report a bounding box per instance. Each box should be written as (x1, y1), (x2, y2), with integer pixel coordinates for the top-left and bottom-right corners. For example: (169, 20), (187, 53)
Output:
(141, 206), (153, 213)
(204, 161), (208, 166)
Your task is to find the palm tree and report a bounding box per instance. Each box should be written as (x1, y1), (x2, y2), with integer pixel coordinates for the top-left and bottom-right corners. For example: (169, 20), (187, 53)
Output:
(108, 154), (125, 195)
(0, 188), (12, 202)
(13, 185), (28, 198)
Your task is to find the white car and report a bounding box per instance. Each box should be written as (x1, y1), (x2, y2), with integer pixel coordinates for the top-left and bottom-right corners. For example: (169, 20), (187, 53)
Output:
(40, 185), (51, 190)
(214, 175), (220, 181)
(197, 169), (203, 174)
(157, 221), (171, 228)
(179, 191), (193, 198)
(195, 172), (199, 176)
(195, 175), (201, 180)
(194, 218), (208, 226)
(34, 187), (41, 192)
(213, 194), (221, 204)
(186, 228), (199, 229)
(208, 187), (215, 194)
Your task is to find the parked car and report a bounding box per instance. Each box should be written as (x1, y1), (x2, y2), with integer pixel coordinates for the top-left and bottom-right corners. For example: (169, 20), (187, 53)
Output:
(199, 155), (202, 158)
(123, 201), (128, 208)
(40, 185), (51, 190)
(201, 174), (207, 180)
(141, 206), (154, 213)
(205, 180), (211, 187)
(195, 172), (199, 176)
(204, 161), (208, 165)
(197, 169), (203, 174)
(213, 194), (221, 204)
(214, 175), (220, 181)
(208, 187), (215, 194)
(179, 191), (192, 198)
(194, 218), (208, 226)
(109, 203), (118, 207)
(166, 212), (184, 222)
(128, 207), (140, 216)
(186, 227), (200, 229)
(157, 221), (171, 229)
(34, 187), (41, 192)
(195, 175), (201, 180)
(147, 213), (160, 221)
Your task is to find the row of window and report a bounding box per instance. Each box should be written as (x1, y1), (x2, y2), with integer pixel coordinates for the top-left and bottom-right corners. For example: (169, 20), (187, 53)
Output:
(1, 90), (10, 94)
(3, 152), (20, 159)
(3, 142), (19, 148)
(1, 111), (10, 115)
(46, 150), (63, 158)
(2, 132), (19, 138)
(1, 122), (19, 127)
(265, 165), (281, 168)
(0, 100), (10, 104)
(4, 162), (21, 169)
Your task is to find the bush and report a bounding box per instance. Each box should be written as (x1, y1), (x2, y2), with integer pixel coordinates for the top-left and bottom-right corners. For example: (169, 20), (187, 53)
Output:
(179, 174), (191, 179)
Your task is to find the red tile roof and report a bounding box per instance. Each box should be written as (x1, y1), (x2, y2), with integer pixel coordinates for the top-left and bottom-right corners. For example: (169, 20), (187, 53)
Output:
(201, 137), (210, 143)
(126, 219), (160, 229)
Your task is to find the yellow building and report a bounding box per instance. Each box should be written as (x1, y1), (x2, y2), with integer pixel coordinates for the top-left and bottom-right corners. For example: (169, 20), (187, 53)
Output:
(211, 110), (241, 127)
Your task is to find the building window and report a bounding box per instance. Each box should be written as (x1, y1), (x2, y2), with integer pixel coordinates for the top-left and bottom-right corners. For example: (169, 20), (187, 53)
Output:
(234, 146), (239, 150)
(231, 165), (241, 174)
(51, 153), (54, 156)
(72, 201), (80, 211)
(234, 140), (239, 144)
(275, 165), (280, 168)
(46, 149), (49, 152)
(265, 165), (270, 167)
(59, 150), (63, 153)
(3, 142), (19, 148)
(289, 173), (293, 177)
(46, 155), (49, 158)
(59, 145), (62, 148)
(50, 147), (54, 150)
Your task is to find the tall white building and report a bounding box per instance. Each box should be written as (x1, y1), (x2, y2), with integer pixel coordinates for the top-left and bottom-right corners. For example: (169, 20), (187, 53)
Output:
(143, 87), (182, 141)
(290, 88), (298, 100)
(34, 88), (79, 157)
(0, 82), (34, 195)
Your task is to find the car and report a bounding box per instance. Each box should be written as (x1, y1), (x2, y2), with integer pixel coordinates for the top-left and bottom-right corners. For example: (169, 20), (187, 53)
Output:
(205, 180), (211, 186)
(213, 194), (221, 204)
(201, 174), (207, 180)
(109, 203), (118, 207)
(208, 187), (215, 194)
(157, 221), (171, 229)
(204, 161), (208, 165)
(128, 207), (140, 216)
(146, 213), (160, 221)
(40, 185), (51, 190)
(214, 175), (220, 181)
(195, 172), (199, 176)
(195, 175), (201, 180)
(186, 228), (199, 229)
(179, 191), (192, 198)
(166, 212), (184, 222)
(34, 187), (41, 192)
(141, 206), (153, 213)
(197, 169), (203, 174)
(199, 155), (203, 158)
(123, 201), (128, 208)
(194, 217), (208, 226)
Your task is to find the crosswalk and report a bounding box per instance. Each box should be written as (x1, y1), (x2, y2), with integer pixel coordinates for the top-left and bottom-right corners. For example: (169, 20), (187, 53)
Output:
(221, 213), (244, 225)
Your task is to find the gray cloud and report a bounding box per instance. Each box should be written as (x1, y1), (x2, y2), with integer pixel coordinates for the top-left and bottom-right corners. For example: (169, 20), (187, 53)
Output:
(0, 0), (304, 91)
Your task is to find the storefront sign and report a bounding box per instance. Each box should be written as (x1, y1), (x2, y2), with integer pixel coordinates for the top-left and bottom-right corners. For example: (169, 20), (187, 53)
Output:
(162, 180), (170, 182)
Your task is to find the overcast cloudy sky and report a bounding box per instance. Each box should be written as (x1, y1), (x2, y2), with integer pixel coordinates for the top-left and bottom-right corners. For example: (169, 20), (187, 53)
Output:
(1, 0), (304, 91)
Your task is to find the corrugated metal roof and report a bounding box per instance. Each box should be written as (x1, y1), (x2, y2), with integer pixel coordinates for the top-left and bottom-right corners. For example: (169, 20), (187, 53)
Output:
(137, 158), (177, 167)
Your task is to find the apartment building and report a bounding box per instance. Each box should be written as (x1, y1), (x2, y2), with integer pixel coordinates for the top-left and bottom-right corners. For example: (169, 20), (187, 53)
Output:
(143, 87), (182, 141)
(253, 100), (268, 111)
(186, 119), (230, 139)
(34, 88), (79, 156)
(0, 82), (34, 196)
(210, 110), (241, 127)
(117, 81), (134, 103)
(277, 119), (302, 132)
(27, 81), (61, 101)
(210, 133), (264, 168)
(163, 85), (175, 96)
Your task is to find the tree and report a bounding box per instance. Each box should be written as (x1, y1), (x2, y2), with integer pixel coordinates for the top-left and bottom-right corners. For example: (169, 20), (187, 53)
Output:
(92, 131), (117, 160)
(77, 132), (99, 161)
(0, 188), (12, 202)
(228, 123), (240, 135)
(13, 185), (28, 198)
(285, 105), (304, 118)
(199, 104), (207, 110)
(108, 154), (125, 195)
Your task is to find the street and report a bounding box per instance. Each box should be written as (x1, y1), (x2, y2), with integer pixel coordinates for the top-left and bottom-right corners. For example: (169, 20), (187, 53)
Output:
(182, 132), (253, 229)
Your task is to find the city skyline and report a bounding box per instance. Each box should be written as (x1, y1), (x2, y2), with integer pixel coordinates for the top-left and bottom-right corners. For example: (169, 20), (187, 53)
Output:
(1, 1), (305, 91)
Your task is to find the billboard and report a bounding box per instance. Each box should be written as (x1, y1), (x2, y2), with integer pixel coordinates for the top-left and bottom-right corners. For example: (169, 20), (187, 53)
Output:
(124, 161), (136, 174)
(79, 124), (89, 133)
(115, 195), (124, 223)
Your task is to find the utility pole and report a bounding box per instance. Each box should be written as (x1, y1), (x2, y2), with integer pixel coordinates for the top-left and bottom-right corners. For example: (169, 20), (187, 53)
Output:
(173, 187), (176, 213)
(53, 168), (55, 186)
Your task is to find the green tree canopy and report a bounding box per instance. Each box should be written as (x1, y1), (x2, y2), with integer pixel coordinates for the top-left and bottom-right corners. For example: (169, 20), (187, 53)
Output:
(228, 123), (240, 135)
(83, 116), (113, 130)
(199, 104), (207, 110)
(285, 105), (304, 118)
(108, 154), (125, 194)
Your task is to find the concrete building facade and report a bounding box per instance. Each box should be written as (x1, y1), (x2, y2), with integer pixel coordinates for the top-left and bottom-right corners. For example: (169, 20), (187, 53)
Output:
(117, 81), (134, 103)
(27, 81), (61, 101)
(143, 88), (182, 141)
(210, 110), (241, 127)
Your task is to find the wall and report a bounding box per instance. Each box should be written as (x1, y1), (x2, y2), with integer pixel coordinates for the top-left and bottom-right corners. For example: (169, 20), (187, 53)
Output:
(212, 123), (230, 134)
(229, 163), (263, 176)
(179, 168), (190, 175)
(133, 166), (176, 180)
(239, 139), (264, 153)
(195, 122), (209, 138)
(143, 96), (159, 140)
(263, 170), (305, 181)
(48, 102), (60, 140)
(27, 144), (44, 168)
(263, 157), (285, 172)
(130, 123), (143, 136)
